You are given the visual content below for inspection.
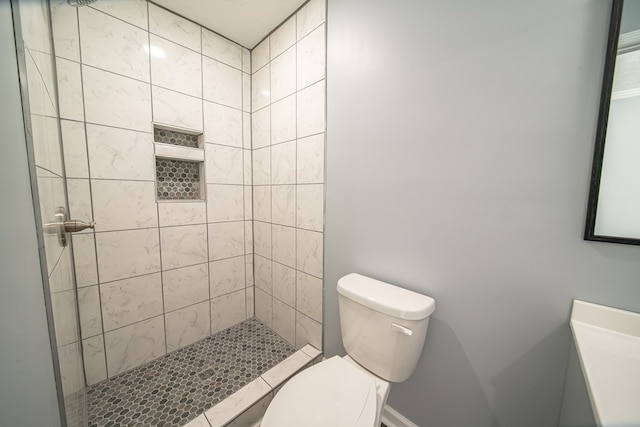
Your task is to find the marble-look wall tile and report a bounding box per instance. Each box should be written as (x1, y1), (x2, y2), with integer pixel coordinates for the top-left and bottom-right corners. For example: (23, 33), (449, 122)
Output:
(163, 263), (209, 312)
(24, 50), (56, 118)
(254, 255), (272, 294)
(87, 124), (155, 181)
(210, 256), (245, 297)
(272, 299), (296, 346)
(243, 151), (252, 185)
(77, 285), (102, 338)
(251, 106), (270, 149)
(150, 35), (202, 98)
(253, 221), (271, 259)
(243, 73), (251, 113)
(71, 233), (98, 287)
(58, 342), (84, 395)
(203, 57), (242, 109)
(105, 315), (166, 377)
(253, 186), (271, 223)
(60, 120), (88, 179)
(149, 3), (200, 52)
(242, 48), (250, 74)
(100, 273), (163, 331)
(91, 0), (148, 30)
(296, 271), (322, 322)
(297, 24), (326, 90)
(296, 80), (325, 138)
(297, 133), (325, 184)
(210, 289), (246, 333)
(96, 228), (161, 283)
(67, 178), (93, 227)
(51, 289), (80, 346)
(271, 95), (296, 144)
(91, 180), (158, 232)
(19, 0), (52, 54)
(244, 222), (253, 254)
(296, 228), (323, 278)
(207, 184), (244, 223)
(251, 39), (269, 73)
(271, 141), (296, 184)
(83, 65), (151, 133)
(56, 58), (84, 121)
(205, 144), (243, 184)
(244, 186), (253, 219)
(245, 254), (254, 285)
(79, 7), (150, 82)
(203, 101), (242, 147)
(202, 28), (242, 70)
(165, 301), (210, 352)
(31, 115), (63, 175)
(160, 224), (208, 270)
(296, 312), (322, 350)
(243, 112), (252, 149)
(272, 225), (296, 268)
(252, 147), (270, 186)
(245, 286), (254, 318)
(296, 184), (324, 232)
(254, 288), (273, 328)
(208, 222), (245, 261)
(273, 263), (296, 308)
(152, 86), (203, 131)
(251, 66), (270, 112)
(48, 247), (74, 293)
(296, 0), (326, 41)
(158, 201), (206, 227)
(51, 0), (79, 61)
(270, 17), (296, 60)
(82, 335), (107, 385)
(270, 47), (296, 102)
(272, 185), (295, 227)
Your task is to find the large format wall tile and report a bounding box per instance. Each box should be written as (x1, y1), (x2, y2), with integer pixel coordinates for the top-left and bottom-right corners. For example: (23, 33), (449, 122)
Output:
(79, 7), (150, 82)
(71, 233), (98, 287)
(271, 95), (296, 144)
(297, 80), (325, 138)
(296, 0), (326, 41)
(158, 201), (206, 227)
(100, 273), (163, 331)
(210, 256), (245, 298)
(203, 102), (242, 147)
(270, 17), (296, 60)
(105, 315), (165, 376)
(83, 66), (151, 132)
(296, 228), (323, 278)
(203, 57), (242, 109)
(56, 58), (84, 121)
(273, 263), (296, 307)
(96, 228), (161, 283)
(78, 285), (102, 338)
(272, 299), (295, 346)
(296, 184), (324, 232)
(165, 301), (210, 352)
(50, 0), (80, 61)
(152, 86), (203, 131)
(60, 120), (88, 179)
(207, 184), (244, 222)
(92, 180), (158, 232)
(163, 263), (209, 312)
(150, 35), (202, 98)
(210, 289), (246, 333)
(251, 106), (270, 149)
(297, 133), (325, 184)
(202, 28), (241, 70)
(87, 124), (154, 181)
(270, 47), (296, 102)
(148, 3), (200, 52)
(82, 335), (107, 385)
(296, 271), (322, 322)
(208, 222), (245, 261)
(297, 24), (326, 90)
(160, 224), (208, 270)
(205, 144), (243, 184)
(91, 0), (148, 30)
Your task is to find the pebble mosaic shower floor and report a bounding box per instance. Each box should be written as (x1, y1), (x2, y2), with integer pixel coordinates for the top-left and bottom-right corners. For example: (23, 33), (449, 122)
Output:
(87, 318), (295, 427)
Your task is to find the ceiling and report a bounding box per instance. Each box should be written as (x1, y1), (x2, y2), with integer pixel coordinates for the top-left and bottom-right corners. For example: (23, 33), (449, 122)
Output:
(153, 0), (307, 49)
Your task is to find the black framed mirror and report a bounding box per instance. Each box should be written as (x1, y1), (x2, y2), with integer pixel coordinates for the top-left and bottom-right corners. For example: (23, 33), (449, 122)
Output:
(585, 0), (640, 245)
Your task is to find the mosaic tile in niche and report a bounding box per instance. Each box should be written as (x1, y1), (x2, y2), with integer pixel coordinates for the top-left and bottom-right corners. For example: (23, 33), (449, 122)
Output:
(156, 158), (201, 200)
(154, 127), (200, 148)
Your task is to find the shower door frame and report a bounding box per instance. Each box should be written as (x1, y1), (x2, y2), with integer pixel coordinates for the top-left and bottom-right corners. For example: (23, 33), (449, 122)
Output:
(10, 0), (87, 425)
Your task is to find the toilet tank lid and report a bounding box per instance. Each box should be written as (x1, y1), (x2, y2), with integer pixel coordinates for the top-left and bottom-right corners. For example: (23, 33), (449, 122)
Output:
(337, 273), (435, 320)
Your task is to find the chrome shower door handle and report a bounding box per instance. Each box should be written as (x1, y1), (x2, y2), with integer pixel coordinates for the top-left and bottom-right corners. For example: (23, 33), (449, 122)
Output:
(43, 206), (95, 247)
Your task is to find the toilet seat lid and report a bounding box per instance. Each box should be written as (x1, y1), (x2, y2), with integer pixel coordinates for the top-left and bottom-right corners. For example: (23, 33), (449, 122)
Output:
(261, 356), (378, 427)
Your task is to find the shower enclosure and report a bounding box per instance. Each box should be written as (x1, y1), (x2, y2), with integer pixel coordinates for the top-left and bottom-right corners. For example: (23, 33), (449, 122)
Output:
(8, 0), (326, 425)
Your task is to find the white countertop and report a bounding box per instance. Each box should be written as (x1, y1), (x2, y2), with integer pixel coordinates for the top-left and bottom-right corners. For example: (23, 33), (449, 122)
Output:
(570, 300), (640, 427)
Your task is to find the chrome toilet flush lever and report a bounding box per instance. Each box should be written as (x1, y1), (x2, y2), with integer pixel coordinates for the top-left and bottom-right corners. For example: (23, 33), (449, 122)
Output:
(43, 206), (95, 247)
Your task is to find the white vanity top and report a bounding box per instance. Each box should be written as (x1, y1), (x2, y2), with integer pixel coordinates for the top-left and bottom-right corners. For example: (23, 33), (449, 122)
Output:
(570, 300), (640, 427)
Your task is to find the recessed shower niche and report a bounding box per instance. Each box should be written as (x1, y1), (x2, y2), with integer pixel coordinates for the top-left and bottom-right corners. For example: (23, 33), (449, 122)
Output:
(153, 124), (205, 201)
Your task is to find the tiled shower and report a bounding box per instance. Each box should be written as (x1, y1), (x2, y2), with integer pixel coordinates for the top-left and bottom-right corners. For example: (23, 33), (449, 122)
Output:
(14, 0), (326, 424)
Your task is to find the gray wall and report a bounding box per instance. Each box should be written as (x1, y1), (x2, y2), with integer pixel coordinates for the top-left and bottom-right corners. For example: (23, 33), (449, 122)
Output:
(0, 2), (62, 426)
(324, 1), (640, 426)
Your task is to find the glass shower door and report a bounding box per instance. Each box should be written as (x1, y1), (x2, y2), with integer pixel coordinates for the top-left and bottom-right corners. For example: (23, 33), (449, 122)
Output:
(11, 0), (87, 425)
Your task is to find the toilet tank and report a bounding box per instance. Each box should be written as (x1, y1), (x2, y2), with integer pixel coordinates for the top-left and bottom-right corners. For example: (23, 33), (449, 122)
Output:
(337, 273), (435, 383)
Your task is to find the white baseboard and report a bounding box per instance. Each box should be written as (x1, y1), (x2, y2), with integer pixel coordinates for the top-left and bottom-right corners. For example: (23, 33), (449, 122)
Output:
(381, 404), (418, 427)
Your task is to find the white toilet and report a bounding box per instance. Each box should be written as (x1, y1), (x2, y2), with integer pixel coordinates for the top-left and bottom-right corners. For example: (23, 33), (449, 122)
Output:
(262, 273), (436, 427)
